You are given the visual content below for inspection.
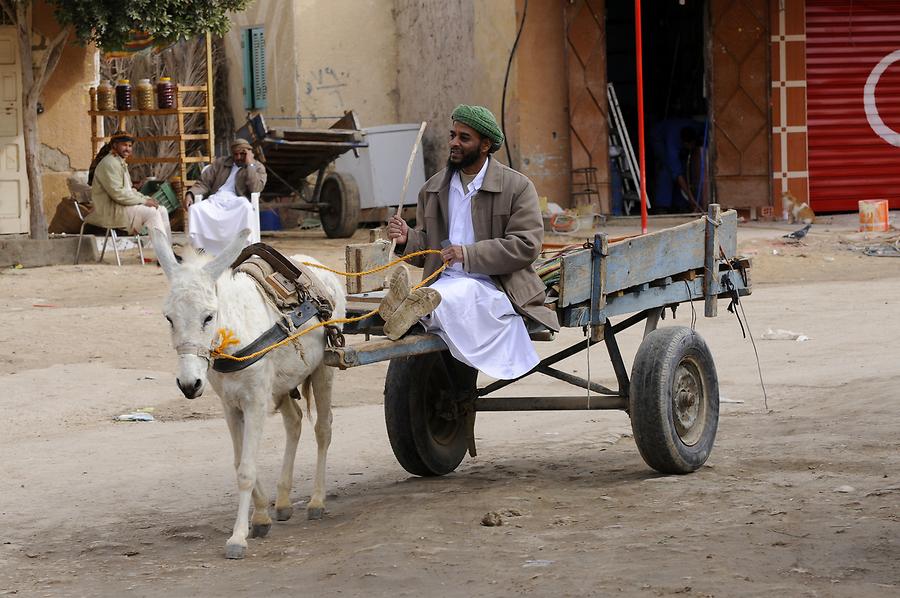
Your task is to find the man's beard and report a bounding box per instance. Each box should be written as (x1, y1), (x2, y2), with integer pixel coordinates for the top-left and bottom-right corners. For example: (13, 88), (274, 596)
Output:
(447, 146), (482, 170)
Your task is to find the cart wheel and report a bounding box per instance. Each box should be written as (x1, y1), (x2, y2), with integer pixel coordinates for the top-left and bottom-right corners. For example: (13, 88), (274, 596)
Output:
(320, 172), (360, 238)
(384, 352), (476, 476)
(629, 326), (719, 474)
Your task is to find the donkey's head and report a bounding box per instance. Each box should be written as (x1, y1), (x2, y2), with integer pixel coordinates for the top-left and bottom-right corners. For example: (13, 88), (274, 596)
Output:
(151, 229), (249, 399)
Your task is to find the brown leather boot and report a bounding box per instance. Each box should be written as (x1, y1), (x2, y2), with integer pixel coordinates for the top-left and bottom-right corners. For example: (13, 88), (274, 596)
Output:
(378, 265), (411, 320)
(383, 287), (442, 340)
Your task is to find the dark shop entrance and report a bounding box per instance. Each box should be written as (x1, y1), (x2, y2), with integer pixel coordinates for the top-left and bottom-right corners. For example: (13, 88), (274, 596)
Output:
(606, 0), (708, 215)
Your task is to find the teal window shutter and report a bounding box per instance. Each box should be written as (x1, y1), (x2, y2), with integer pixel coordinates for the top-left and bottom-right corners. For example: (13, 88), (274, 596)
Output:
(242, 27), (267, 110)
(241, 29), (253, 109)
(250, 27), (267, 109)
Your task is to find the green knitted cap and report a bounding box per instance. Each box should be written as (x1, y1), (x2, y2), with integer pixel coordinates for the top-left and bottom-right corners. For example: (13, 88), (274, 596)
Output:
(451, 104), (504, 153)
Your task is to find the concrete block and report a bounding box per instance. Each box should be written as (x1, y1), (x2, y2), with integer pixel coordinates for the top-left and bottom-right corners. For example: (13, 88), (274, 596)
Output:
(0, 235), (99, 268)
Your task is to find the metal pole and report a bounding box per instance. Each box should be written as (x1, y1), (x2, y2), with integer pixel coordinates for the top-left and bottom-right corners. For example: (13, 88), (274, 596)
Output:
(635, 0), (648, 235)
(477, 396), (627, 412)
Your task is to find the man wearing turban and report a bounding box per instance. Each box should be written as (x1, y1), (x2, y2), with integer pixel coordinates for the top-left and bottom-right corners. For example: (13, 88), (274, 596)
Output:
(186, 138), (267, 254)
(88, 130), (173, 244)
(384, 104), (559, 380)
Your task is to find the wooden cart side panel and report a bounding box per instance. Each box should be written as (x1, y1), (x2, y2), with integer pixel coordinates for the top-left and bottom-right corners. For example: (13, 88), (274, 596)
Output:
(345, 241), (391, 294)
(558, 250), (592, 308)
(558, 211), (737, 306)
(559, 267), (750, 328)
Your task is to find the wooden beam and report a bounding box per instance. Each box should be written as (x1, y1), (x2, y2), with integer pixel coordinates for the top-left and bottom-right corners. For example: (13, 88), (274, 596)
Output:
(92, 134), (209, 143)
(88, 107), (208, 116)
(704, 203), (721, 317)
(127, 156), (209, 164)
(324, 333), (447, 369)
(263, 139), (365, 150)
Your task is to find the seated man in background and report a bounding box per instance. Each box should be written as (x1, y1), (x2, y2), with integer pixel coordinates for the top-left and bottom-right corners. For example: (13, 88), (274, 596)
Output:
(186, 138), (267, 255)
(88, 130), (172, 243)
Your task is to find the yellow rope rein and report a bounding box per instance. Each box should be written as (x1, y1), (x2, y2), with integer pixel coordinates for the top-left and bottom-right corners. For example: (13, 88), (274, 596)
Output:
(211, 248), (447, 362)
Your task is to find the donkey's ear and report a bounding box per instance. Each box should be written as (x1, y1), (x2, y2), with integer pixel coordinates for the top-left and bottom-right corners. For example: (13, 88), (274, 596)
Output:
(150, 227), (178, 279)
(202, 228), (250, 280)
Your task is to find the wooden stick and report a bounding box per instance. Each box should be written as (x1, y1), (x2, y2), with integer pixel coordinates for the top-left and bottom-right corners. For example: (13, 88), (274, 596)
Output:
(388, 121), (427, 256)
(205, 32), (215, 162)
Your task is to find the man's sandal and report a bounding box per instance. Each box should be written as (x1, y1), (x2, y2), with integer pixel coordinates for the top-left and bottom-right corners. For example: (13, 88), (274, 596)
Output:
(378, 265), (411, 320)
(383, 287), (441, 340)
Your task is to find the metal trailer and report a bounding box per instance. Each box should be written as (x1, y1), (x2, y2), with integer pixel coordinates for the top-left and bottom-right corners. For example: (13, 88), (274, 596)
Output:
(324, 205), (751, 476)
(236, 111), (369, 238)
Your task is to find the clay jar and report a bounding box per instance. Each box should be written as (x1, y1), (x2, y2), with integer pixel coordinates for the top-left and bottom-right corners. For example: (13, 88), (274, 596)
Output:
(156, 77), (175, 109)
(115, 79), (133, 111)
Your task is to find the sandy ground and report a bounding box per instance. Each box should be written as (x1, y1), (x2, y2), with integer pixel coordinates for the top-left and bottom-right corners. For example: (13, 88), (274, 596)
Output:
(1, 216), (899, 597)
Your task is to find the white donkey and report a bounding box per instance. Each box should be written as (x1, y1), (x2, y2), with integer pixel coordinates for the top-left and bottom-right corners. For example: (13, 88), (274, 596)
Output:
(151, 229), (346, 559)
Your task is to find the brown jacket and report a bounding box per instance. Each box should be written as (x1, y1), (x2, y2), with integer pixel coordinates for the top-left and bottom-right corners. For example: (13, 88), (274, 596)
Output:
(400, 158), (559, 332)
(189, 156), (267, 198)
(87, 153), (151, 230)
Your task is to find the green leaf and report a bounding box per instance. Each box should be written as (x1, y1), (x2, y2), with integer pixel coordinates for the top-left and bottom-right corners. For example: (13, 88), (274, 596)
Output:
(49, 0), (251, 51)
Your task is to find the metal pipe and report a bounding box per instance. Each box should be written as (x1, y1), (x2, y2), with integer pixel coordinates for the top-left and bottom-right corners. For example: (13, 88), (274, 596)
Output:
(643, 307), (662, 338)
(604, 321), (631, 398)
(635, 0), (648, 234)
(311, 166), (328, 204)
(610, 309), (652, 334)
(477, 396), (628, 411)
(535, 365), (620, 396)
(477, 337), (603, 397)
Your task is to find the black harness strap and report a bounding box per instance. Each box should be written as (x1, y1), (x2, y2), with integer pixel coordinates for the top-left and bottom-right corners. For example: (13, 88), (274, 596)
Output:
(232, 243), (305, 284)
(212, 300), (320, 373)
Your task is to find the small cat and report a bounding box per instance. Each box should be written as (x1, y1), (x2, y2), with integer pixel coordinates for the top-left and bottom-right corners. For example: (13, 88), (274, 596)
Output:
(781, 191), (815, 224)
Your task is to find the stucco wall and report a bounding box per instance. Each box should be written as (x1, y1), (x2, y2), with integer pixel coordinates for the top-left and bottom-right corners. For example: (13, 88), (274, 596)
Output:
(395, 0), (568, 195)
(472, 1), (517, 163)
(226, 0), (398, 133)
(34, 2), (97, 218)
(294, 0), (398, 127)
(395, 1), (488, 176)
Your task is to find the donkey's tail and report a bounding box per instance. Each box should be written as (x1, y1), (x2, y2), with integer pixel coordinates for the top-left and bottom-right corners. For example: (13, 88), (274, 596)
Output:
(283, 382), (313, 422)
(298, 378), (313, 422)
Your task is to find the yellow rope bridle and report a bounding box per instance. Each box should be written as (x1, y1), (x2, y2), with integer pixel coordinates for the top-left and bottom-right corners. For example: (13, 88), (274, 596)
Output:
(210, 248), (447, 363)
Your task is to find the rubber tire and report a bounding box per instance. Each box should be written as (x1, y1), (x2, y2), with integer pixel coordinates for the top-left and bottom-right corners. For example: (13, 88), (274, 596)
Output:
(629, 326), (719, 474)
(384, 352), (475, 476)
(320, 172), (360, 238)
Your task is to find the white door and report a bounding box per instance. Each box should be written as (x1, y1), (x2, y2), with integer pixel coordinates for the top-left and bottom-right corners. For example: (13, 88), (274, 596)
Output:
(0, 27), (28, 235)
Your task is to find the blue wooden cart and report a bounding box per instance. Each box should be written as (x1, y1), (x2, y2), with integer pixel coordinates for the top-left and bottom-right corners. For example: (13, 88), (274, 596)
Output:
(324, 205), (751, 476)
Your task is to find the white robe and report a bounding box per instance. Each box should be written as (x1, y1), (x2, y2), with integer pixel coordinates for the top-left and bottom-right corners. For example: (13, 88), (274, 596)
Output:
(188, 165), (255, 255)
(421, 158), (539, 380)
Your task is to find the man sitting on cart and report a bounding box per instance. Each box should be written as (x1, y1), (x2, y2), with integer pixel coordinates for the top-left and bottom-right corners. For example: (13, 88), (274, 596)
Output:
(185, 138), (267, 255)
(384, 104), (559, 380)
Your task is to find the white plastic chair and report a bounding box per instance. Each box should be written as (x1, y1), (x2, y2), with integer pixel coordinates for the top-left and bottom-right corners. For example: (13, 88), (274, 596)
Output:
(190, 191), (261, 244)
(73, 200), (145, 266)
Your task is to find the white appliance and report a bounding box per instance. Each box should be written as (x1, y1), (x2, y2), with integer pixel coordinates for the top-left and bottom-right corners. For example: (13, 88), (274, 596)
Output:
(334, 123), (426, 213)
